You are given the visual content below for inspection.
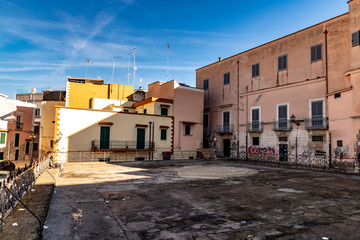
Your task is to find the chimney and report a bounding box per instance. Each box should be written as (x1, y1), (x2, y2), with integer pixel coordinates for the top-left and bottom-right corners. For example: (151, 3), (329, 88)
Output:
(219, 57), (222, 61)
(32, 88), (36, 94)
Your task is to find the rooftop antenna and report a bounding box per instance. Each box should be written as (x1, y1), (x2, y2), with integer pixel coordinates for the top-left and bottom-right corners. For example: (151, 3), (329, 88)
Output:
(133, 46), (136, 87)
(111, 56), (121, 83)
(85, 58), (93, 78)
(167, 43), (170, 81)
(128, 53), (133, 85)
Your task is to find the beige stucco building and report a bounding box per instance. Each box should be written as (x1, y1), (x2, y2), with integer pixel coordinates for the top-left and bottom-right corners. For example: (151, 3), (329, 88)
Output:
(196, 0), (360, 167)
(53, 78), (203, 162)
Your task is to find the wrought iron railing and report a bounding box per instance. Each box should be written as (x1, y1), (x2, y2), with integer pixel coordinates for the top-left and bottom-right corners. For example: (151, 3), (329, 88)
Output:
(216, 124), (234, 134)
(15, 122), (23, 130)
(304, 117), (328, 130)
(91, 140), (155, 150)
(273, 120), (292, 131)
(0, 154), (52, 232)
(248, 122), (263, 133)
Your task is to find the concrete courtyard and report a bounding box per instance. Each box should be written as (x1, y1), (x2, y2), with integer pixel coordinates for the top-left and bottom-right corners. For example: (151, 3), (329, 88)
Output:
(43, 160), (360, 240)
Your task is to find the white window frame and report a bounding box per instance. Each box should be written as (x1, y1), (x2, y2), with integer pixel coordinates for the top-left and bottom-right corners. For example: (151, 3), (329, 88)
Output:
(222, 111), (231, 126)
(276, 103), (289, 121)
(309, 98), (325, 118)
(250, 107), (261, 123)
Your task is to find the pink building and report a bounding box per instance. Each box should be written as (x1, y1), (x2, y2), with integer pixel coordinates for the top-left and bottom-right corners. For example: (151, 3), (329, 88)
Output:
(196, 0), (360, 167)
(148, 80), (204, 154)
(0, 94), (36, 163)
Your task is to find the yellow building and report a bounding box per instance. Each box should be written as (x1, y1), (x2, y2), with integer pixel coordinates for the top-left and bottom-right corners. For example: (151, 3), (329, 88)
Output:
(65, 77), (134, 109)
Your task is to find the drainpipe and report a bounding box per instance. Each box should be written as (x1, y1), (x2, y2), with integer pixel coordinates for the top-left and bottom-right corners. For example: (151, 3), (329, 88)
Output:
(324, 29), (332, 168)
(246, 85), (249, 161)
(148, 122), (152, 161)
(152, 121), (155, 161)
(237, 60), (240, 159)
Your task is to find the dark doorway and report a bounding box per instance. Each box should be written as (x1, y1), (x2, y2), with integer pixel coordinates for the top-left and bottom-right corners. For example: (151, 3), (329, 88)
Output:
(223, 139), (231, 157)
(100, 126), (110, 149)
(15, 149), (19, 160)
(279, 144), (288, 161)
(137, 128), (146, 149)
(357, 152), (360, 165)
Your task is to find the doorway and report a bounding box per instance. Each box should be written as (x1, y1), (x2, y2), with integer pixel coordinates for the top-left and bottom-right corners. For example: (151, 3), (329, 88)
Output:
(223, 139), (231, 157)
(137, 128), (146, 149)
(100, 126), (110, 149)
(279, 144), (288, 161)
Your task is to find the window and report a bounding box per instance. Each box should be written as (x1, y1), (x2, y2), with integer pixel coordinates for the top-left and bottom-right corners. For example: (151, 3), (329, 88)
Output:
(14, 133), (20, 147)
(15, 149), (19, 160)
(312, 136), (324, 142)
(334, 93), (341, 99)
(279, 136), (288, 142)
(161, 107), (168, 116)
(223, 111), (230, 126)
(253, 137), (259, 146)
(33, 142), (38, 150)
(0, 152), (3, 160)
(25, 141), (30, 154)
(184, 124), (191, 136)
(16, 115), (22, 129)
(223, 72), (230, 85)
(278, 105), (288, 129)
(352, 31), (360, 47)
(251, 108), (260, 130)
(203, 79), (209, 90)
(337, 140), (343, 147)
(278, 55), (287, 71)
(311, 100), (323, 126)
(35, 108), (40, 116)
(160, 129), (167, 140)
(34, 125), (40, 133)
(311, 44), (322, 62)
(143, 109), (147, 114)
(123, 109), (129, 112)
(50, 140), (54, 148)
(252, 63), (260, 77)
(0, 133), (5, 144)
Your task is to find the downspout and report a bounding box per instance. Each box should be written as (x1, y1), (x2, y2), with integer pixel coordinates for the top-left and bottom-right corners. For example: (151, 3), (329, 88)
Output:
(237, 60), (240, 159)
(246, 85), (249, 161)
(148, 122), (152, 161)
(152, 121), (155, 161)
(324, 29), (332, 168)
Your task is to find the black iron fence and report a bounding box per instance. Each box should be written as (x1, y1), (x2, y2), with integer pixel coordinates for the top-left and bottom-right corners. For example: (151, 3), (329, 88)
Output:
(0, 155), (52, 232)
(216, 124), (234, 134)
(91, 140), (154, 150)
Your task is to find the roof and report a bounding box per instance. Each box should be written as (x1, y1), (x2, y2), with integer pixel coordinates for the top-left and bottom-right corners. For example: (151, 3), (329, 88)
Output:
(133, 97), (173, 108)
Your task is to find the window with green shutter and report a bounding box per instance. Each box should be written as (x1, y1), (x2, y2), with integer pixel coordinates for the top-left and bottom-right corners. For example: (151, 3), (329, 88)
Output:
(14, 133), (20, 147)
(0, 133), (5, 144)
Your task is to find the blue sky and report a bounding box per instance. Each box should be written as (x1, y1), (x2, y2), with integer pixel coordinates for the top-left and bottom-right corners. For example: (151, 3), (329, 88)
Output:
(0, 0), (348, 98)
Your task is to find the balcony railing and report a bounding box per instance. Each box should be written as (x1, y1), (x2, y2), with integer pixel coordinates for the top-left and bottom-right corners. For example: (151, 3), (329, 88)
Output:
(15, 122), (23, 130)
(273, 120), (292, 131)
(304, 117), (328, 130)
(91, 140), (154, 151)
(216, 124), (234, 134)
(203, 126), (211, 135)
(248, 122), (263, 133)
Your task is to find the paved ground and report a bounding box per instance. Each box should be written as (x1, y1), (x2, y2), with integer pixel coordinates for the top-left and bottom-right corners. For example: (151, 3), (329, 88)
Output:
(43, 160), (360, 240)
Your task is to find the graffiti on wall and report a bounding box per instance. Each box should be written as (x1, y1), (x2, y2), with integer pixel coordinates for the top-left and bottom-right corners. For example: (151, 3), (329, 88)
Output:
(248, 146), (278, 161)
(335, 145), (350, 159)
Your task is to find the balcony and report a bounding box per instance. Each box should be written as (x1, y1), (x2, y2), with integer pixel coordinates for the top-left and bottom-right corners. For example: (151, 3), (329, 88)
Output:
(248, 122), (263, 133)
(273, 120), (292, 131)
(216, 124), (234, 134)
(91, 140), (154, 151)
(304, 117), (328, 130)
(203, 126), (211, 135)
(15, 122), (23, 130)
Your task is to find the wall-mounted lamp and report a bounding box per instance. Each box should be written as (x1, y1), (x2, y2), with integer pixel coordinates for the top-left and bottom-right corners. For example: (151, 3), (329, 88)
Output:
(290, 114), (301, 126)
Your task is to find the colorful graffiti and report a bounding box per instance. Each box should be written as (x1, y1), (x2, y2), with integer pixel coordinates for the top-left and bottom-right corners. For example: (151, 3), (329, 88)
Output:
(248, 146), (278, 161)
(335, 145), (350, 159)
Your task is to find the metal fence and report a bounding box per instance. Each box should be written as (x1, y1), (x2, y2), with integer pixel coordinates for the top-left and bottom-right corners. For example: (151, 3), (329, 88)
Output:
(0, 154), (52, 232)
